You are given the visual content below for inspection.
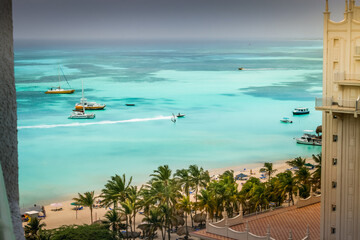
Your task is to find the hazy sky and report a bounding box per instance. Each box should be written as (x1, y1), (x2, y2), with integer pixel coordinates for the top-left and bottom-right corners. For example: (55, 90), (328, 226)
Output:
(13, 0), (345, 40)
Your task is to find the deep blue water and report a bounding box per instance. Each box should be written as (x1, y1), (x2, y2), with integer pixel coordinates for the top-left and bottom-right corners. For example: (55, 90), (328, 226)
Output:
(15, 40), (323, 207)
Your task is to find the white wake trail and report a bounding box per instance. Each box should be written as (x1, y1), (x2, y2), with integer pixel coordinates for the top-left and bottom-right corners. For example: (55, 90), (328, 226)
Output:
(18, 116), (172, 129)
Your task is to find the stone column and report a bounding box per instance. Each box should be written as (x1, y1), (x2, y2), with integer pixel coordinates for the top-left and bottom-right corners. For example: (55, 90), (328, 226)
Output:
(0, 0), (24, 239)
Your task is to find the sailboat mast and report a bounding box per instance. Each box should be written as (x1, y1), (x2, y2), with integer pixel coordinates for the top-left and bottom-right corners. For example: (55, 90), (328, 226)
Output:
(58, 65), (61, 88)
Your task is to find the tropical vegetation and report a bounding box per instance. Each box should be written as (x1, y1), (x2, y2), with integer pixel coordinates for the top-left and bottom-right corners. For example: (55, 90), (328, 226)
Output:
(25, 153), (321, 240)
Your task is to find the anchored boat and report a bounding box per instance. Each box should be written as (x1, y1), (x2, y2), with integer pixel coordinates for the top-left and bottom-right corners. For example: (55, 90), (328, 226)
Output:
(293, 108), (310, 115)
(45, 66), (75, 94)
(75, 81), (106, 110)
(68, 108), (95, 119)
(280, 117), (292, 123)
(296, 130), (321, 146)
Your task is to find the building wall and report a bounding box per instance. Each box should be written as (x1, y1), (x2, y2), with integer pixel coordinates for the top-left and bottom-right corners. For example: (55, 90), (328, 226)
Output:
(321, 4), (360, 240)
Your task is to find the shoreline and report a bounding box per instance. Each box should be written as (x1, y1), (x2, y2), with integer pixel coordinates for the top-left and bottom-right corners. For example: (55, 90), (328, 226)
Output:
(23, 157), (317, 229)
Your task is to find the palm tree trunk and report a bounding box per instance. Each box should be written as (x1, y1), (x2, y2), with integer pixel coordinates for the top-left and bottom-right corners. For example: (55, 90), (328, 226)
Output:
(90, 207), (93, 224)
(0, 1), (24, 239)
(185, 213), (189, 239)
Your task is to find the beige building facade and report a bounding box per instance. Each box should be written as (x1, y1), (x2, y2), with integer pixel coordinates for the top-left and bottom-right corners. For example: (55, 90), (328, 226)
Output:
(316, 0), (360, 239)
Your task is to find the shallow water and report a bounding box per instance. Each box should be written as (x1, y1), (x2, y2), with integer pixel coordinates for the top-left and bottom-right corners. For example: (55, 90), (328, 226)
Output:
(15, 40), (323, 207)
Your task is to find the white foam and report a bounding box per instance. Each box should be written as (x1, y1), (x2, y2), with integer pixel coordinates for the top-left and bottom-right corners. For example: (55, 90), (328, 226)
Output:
(18, 116), (172, 130)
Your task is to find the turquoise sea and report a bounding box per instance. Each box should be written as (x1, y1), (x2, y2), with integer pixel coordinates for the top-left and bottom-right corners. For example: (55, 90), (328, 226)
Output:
(15, 40), (323, 207)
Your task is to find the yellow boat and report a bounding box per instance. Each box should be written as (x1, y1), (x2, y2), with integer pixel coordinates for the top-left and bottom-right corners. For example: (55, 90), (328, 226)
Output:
(45, 66), (75, 94)
(45, 87), (75, 94)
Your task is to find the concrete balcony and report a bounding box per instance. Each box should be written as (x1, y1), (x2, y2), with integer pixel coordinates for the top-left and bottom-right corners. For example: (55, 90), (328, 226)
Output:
(315, 97), (360, 117)
(333, 72), (360, 86)
(354, 46), (360, 60)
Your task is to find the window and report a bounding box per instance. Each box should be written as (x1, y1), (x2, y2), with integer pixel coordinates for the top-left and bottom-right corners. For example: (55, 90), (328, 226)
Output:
(331, 227), (336, 234)
(333, 135), (338, 142)
(332, 204), (336, 211)
(332, 158), (337, 165)
(332, 181), (337, 188)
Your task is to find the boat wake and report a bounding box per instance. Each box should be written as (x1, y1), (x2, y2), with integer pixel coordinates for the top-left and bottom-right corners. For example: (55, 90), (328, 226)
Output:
(18, 116), (172, 129)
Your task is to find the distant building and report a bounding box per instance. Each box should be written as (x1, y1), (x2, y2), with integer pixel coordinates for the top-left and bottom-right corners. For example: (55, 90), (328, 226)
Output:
(315, 0), (360, 239)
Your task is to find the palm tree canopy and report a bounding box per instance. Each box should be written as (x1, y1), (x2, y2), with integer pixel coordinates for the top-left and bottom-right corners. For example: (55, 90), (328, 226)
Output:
(286, 157), (306, 169)
(73, 191), (96, 208)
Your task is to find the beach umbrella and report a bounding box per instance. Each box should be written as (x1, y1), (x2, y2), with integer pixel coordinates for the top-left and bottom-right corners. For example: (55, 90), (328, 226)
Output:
(50, 203), (62, 211)
(193, 213), (207, 223)
(71, 202), (81, 219)
(236, 173), (248, 180)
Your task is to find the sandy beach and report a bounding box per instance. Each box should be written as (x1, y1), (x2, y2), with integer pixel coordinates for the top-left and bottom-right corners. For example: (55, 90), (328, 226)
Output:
(26, 158), (316, 230)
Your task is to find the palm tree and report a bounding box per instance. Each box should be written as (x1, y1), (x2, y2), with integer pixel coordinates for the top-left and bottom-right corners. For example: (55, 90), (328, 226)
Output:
(101, 174), (132, 209)
(177, 196), (191, 239)
(174, 168), (194, 226)
(295, 167), (311, 198)
(311, 153), (322, 190)
(286, 157), (306, 169)
(24, 217), (46, 239)
(174, 168), (193, 197)
(128, 186), (142, 234)
(104, 209), (121, 233)
(277, 170), (297, 206)
(259, 162), (276, 180)
(120, 199), (134, 237)
(197, 189), (214, 221)
(73, 191), (96, 224)
(142, 208), (164, 240)
(149, 165), (174, 240)
(188, 165), (210, 213)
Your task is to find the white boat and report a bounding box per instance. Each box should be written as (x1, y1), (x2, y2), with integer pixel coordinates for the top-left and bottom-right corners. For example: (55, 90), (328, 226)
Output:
(75, 81), (106, 110)
(69, 100), (95, 119)
(296, 130), (321, 146)
(280, 117), (292, 123)
(293, 108), (310, 115)
(45, 66), (75, 94)
(68, 110), (95, 119)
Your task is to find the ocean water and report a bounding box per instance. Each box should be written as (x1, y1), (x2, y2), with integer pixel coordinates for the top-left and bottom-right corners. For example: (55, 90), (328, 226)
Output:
(15, 40), (323, 207)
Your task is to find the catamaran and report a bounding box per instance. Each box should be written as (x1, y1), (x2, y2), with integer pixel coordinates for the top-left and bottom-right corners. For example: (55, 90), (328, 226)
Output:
(74, 81), (106, 110)
(68, 106), (95, 119)
(45, 66), (75, 94)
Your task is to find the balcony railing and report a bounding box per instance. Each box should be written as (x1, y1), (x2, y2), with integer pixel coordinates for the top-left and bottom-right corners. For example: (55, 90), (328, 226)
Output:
(333, 72), (360, 86)
(315, 97), (360, 116)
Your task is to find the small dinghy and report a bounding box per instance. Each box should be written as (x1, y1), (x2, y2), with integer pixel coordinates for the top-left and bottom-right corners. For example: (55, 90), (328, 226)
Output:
(280, 117), (292, 123)
(176, 113), (185, 118)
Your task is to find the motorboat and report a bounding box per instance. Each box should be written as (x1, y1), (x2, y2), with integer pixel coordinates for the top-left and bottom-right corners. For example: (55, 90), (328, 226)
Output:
(293, 108), (310, 115)
(45, 66), (75, 94)
(238, 67), (244, 70)
(75, 81), (106, 110)
(177, 113), (185, 118)
(125, 104), (135, 106)
(280, 117), (292, 123)
(296, 130), (321, 146)
(68, 109), (95, 119)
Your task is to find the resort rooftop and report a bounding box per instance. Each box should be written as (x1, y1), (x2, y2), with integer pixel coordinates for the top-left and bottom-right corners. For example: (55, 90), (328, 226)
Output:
(192, 202), (320, 240)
